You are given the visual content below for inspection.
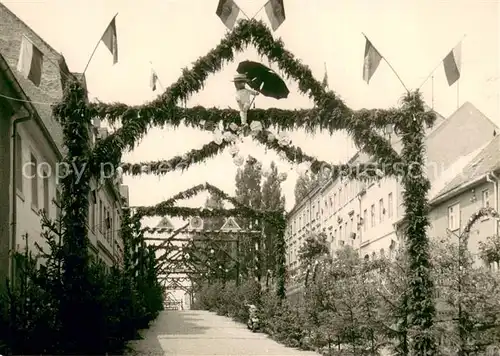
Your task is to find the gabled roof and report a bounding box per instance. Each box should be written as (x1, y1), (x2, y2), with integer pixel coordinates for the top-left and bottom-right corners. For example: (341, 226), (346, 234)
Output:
(432, 135), (500, 201)
(156, 217), (175, 229)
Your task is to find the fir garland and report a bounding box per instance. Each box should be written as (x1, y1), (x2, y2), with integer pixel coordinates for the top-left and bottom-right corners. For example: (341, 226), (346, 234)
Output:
(51, 80), (93, 352)
(399, 91), (437, 354)
(120, 128), (398, 180)
(120, 140), (231, 176)
(86, 18), (427, 170)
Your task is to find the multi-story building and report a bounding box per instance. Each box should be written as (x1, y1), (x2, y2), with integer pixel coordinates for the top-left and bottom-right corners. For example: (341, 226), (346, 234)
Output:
(428, 134), (500, 267)
(0, 3), (127, 282)
(285, 103), (498, 293)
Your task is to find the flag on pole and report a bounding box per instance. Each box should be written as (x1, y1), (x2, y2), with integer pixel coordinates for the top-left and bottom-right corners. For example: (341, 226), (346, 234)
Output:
(17, 36), (44, 86)
(443, 42), (462, 86)
(363, 36), (382, 84)
(322, 62), (328, 89)
(216, 0), (240, 30)
(101, 16), (118, 64)
(150, 69), (158, 91)
(264, 0), (286, 31)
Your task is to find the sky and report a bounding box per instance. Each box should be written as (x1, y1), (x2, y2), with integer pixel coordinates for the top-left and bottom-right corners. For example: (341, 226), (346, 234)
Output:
(3, 0), (500, 227)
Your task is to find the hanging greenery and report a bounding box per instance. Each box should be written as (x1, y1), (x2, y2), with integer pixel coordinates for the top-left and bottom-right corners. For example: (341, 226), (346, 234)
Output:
(86, 19), (424, 172)
(398, 91), (437, 354)
(120, 128), (396, 180)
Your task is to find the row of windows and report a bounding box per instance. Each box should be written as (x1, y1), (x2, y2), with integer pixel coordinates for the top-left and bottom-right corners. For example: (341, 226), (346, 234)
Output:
(15, 134), (59, 217)
(289, 191), (395, 236)
(89, 191), (118, 246)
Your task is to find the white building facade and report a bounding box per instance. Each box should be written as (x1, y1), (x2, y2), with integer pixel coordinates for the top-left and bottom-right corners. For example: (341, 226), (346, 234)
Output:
(285, 103), (499, 293)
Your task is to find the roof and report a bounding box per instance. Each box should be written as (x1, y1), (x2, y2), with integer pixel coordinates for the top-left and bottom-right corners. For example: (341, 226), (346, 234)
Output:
(432, 134), (500, 200)
(0, 53), (62, 158)
(156, 217), (175, 229)
(428, 141), (491, 200)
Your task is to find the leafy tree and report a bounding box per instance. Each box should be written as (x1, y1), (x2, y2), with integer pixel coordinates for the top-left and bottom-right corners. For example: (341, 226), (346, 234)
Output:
(432, 236), (500, 354)
(294, 172), (317, 204)
(235, 156), (262, 278)
(203, 192), (225, 230)
(261, 161), (285, 279)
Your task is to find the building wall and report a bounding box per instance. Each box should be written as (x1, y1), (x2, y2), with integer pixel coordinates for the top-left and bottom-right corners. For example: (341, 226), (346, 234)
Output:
(429, 180), (498, 262)
(0, 2), (64, 150)
(0, 97), (13, 282)
(14, 121), (59, 255)
(285, 103), (498, 294)
(0, 4), (127, 271)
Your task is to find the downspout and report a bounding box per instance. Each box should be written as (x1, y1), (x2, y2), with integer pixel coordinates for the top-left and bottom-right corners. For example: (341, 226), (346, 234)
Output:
(486, 172), (499, 235)
(10, 114), (31, 280)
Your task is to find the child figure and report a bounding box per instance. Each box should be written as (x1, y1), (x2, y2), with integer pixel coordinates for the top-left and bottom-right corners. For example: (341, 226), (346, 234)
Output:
(233, 73), (259, 125)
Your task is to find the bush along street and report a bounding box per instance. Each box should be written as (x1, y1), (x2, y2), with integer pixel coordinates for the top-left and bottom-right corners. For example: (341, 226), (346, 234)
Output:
(193, 232), (500, 356)
(0, 206), (164, 355)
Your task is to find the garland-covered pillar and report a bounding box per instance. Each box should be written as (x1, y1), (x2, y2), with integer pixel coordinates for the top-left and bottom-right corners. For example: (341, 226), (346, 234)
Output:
(272, 212), (286, 299)
(399, 91), (437, 354)
(52, 81), (93, 352)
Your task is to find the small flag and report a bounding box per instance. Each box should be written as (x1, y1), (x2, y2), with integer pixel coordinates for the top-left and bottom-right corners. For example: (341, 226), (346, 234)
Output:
(443, 42), (462, 86)
(216, 0), (240, 30)
(363, 36), (382, 84)
(322, 63), (328, 89)
(150, 69), (158, 91)
(101, 16), (118, 64)
(264, 0), (285, 31)
(17, 36), (43, 86)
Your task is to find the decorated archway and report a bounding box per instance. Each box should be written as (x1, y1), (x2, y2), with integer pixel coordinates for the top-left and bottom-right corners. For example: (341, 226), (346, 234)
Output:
(54, 17), (438, 354)
(133, 182), (287, 297)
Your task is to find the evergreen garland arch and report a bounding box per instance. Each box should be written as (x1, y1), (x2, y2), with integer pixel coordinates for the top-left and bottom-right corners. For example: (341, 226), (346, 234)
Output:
(53, 17), (439, 353)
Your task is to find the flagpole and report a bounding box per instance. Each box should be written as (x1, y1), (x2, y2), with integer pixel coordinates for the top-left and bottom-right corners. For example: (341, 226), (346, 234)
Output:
(83, 13), (118, 76)
(362, 32), (409, 93)
(418, 34), (466, 90)
(250, 2), (267, 19)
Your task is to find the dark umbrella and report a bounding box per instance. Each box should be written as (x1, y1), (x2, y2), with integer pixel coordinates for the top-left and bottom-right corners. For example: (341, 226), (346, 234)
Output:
(236, 60), (289, 99)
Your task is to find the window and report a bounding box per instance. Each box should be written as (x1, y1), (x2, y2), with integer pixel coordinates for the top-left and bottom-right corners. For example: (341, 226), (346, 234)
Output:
(299, 216), (302, 229)
(482, 189), (490, 208)
(316, 200), (320, 219)
(339, 226), (342, 242)
(379, 198), (384, 223)
(388, 193), (393, 217)
(350, 217), (354, 234)
(380, 248), (385, 258)
(333, 193), (337, 209)
(30, 154), (38, 208)
(370, 204), (375, 227)
(448, 203), (460, 231)
(344, 222), (348, 239)
(43, 175), (49, 214)
(363, 209), (368, 231)
(15, 134), (23, 192)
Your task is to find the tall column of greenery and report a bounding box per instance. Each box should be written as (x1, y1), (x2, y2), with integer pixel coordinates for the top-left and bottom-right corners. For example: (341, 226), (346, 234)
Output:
(52, 81), (93, 352)
(399, 91), (437, 354)
(120, 208), (133, 280)
(272, 212), (286, 300)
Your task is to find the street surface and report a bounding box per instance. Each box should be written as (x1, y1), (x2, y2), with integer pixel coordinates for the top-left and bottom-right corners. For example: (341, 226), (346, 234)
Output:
(126, 310), (320, 356)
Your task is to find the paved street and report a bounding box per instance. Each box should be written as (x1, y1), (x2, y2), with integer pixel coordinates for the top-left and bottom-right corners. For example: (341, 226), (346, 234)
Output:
(126, 310), (320, 356)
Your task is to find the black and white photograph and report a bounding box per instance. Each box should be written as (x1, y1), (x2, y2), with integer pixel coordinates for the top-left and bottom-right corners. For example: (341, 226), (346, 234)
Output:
(0, 0), (498, 355)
